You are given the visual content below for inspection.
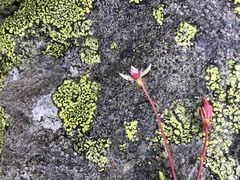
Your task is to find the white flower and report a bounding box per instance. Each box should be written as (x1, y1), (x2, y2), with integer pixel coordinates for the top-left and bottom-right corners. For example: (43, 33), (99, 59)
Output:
(119, 64), (151, 81)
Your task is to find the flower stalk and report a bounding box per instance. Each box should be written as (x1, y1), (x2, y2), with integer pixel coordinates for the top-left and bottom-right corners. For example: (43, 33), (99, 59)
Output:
(119, 64), (176, 180)
(196, 97), (212, 180)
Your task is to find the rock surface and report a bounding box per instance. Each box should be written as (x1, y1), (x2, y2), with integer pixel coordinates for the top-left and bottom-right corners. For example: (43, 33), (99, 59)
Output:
(0, 0), (240, 179)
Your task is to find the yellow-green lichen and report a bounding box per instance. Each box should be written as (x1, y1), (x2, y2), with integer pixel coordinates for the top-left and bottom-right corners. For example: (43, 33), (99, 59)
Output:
(153, 101), (199, 145)
(232, 0), (240, 4)
(230, 0), (240, 14)
(0, 0), (17, 7)
(124, 120), (138, 142)
(175, 22), (197, 46)
(203, 60), (240, 179)
(155, 59), (240, 179)
(0, 107), (7, 154)
(0, 0), (99, 87)
(74, 138), (111, 172)
(153, 5), (164, 26)
(52, 74), (111, 171)
(129, 0), (142, 3)
(110, 42), (118, 50)
(159, 171), (166, 180)
(52, 73), (99, 137)
(119, 143), (127, 151)
(234, 6), (240, 14)
(0, 33), (21, 88)
(80, 37), (100, 64)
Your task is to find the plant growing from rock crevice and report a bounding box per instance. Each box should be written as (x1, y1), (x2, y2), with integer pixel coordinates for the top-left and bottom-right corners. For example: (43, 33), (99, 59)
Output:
(119, 64), (177, 180)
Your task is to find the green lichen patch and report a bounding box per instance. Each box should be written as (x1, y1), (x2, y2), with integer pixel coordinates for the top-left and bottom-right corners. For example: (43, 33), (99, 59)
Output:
(203, 60), (240, 179)
(152, 100), (199, 145)
(232, 0), (240, 4)
(206, 60), (240, 134)
(175, 22), (197, 46)
(80, 37), (100, 64)
(110, 42), (118, 50)
(0, 0), (99, 87)
(0, 0), (21, 8)
(52, 73), (99, 137)
(119, 143), (127, 151)
(234, 6), (240, 14)
(124, 120), (138, 142)
(53, 74), (111, 171)
(129, 0), (142, 3)
(159, 171), (166, 180)
(153, 5), (164, 26)
(0, 33), (21, 88)
(0, 107), (7, 154)
(74, 138), (111, 172)
(154, 59), (240, 179)
(230, 0), (240, 14)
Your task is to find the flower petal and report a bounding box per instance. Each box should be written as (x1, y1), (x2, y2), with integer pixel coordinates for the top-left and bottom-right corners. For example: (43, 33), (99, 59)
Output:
(140, 64), (152, 77)
(130, 66), (139, 74)
(119, 73), (134, 81)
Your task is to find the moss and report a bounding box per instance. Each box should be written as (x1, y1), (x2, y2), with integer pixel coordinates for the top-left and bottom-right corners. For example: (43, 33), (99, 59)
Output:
(124, 120), (138, 142)
(175, 22), (197, 46)
(154, 59), (240, 179)
(153, 5), (164, 26)
(0, 0), (99, 87)
(129, 0), (142, 3)
(0, 107), (7, 154)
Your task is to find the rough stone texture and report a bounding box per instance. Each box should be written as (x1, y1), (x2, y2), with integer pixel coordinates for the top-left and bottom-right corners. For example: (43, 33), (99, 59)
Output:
(0, 0), (240, 179)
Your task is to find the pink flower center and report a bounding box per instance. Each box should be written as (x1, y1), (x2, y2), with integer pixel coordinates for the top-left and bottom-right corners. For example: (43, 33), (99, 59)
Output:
(131, 72), (140, 80)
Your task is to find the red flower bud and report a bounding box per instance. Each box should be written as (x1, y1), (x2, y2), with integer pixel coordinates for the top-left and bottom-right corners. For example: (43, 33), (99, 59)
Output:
(198, 97), (212, 131)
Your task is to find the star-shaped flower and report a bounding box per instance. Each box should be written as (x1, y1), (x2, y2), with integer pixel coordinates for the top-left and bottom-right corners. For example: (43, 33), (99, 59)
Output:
(119, 63), (176, 179)
(119, 64), (151, 86)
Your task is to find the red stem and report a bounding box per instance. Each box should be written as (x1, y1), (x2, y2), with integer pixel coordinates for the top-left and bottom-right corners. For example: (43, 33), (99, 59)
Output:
(141, 85), (177, 180)
(196, 130), (209, 180)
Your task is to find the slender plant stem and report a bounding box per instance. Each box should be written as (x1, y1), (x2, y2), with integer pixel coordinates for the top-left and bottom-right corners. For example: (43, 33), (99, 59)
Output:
(196, 130), (209, 180)
(141, 85), (177, 180)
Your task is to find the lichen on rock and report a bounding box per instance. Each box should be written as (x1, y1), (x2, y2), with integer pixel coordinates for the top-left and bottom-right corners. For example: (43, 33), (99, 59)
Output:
(129, 0), (142, 3)
(175, 22), (197, 46)
(203, 60), (240, 179)
(0, 107), (7, 154)
(52, 73), (99, 137)
(80, 37), (100, 64)
(154, 59), (240, 179)
(124, 120), (138, 142)
(52, 73), (111, 171)
(152, 100), (199, 145)
(153, 4), (164, 26)
(0, 0), (100, 87)
(74, 138), (111, 172)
